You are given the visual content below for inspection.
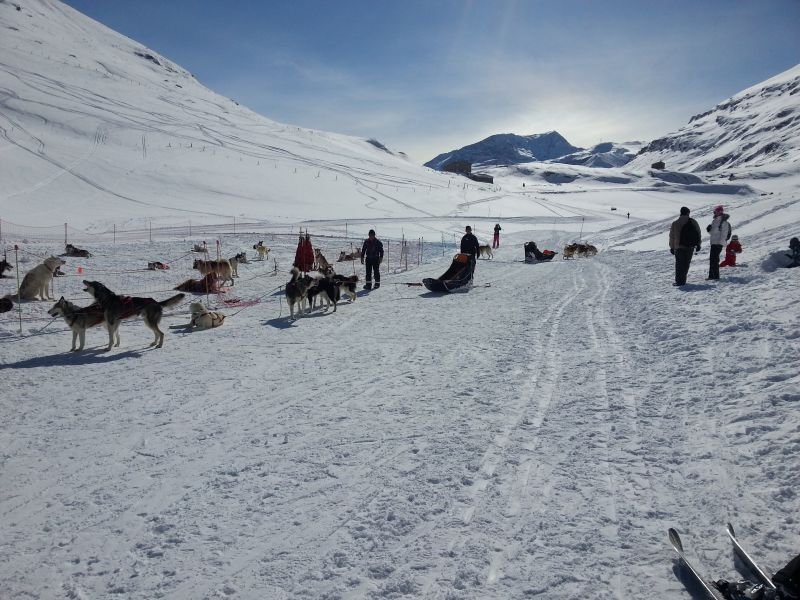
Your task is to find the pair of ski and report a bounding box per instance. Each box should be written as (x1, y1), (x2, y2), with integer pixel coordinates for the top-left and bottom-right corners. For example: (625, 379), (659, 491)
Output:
(669, 523), (776, 599)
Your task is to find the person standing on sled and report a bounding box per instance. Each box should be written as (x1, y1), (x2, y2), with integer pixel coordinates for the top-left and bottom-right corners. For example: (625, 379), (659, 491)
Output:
(720, 234), (742, 267)
(669, 207), (702, 286)
(461, 225), (480, 263)
(360, 229), (384, 290)
(294, 233), (315, 274)
(715, 552), (800, 600)
(706, 204), (732, 279)
(492, 223), (501, 249)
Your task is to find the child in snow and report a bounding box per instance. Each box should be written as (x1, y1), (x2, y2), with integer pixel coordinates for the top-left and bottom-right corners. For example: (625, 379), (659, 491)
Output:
(720, 234), (742, 267)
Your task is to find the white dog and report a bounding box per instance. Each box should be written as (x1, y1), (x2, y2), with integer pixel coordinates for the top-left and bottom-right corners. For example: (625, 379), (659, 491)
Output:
(189, 302), (225, 330)
(4, 256), (65, 301)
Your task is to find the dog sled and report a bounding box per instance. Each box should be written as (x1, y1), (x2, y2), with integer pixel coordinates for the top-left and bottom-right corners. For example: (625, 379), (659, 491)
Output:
(422, 253), (475, 293)
(524, 242), (557, 263)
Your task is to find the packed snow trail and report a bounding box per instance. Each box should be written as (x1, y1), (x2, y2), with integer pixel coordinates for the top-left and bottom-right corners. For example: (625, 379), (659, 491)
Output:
(1, 240), (798, 599)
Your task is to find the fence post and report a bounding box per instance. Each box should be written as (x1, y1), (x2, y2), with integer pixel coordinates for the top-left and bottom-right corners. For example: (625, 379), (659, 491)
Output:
(149, 220), (152, 244)
(64, 223), (67, 247)
(113, 224), (116, 244)
(14, 245), (22, 334)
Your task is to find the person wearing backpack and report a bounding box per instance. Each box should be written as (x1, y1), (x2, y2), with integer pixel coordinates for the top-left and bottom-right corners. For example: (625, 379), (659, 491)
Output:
(706, 204), (732, 280)
(669, 206), (702, 286)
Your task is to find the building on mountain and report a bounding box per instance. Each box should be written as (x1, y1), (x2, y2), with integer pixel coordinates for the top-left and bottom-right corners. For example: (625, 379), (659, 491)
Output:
(651, 160), (666, 170)
(442, 160), (472, 176)
(469, 173), (493, 184)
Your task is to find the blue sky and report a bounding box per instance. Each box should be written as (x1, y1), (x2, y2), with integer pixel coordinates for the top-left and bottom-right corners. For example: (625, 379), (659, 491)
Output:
(63, 0), (800, 163)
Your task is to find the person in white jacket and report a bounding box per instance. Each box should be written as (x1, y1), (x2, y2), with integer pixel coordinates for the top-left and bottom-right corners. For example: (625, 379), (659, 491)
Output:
(706, 205), (732, 280)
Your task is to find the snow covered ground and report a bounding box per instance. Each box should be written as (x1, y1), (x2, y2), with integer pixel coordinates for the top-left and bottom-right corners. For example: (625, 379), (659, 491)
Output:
(2, 188), (799, 599)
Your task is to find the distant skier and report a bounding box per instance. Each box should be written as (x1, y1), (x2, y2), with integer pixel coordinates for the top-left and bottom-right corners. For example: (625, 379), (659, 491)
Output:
(492, 223), (501, 249)
(719, 234), (743, 267)
(785, 237), (800, 268)
(706, 205), (732, 279)
(669, 207), (702, 286)
(714, 552), (800, 599)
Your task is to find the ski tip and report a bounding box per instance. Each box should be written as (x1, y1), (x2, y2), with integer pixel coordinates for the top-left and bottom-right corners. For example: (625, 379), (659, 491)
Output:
(668, 528), (683, 552)
(726, 522), (736, 538)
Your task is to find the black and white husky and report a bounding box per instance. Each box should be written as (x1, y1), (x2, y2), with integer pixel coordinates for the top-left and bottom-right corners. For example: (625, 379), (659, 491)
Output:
(83, 280), (185, 350)
(285, 267), (312, 319)
(48, 296), (107, 351)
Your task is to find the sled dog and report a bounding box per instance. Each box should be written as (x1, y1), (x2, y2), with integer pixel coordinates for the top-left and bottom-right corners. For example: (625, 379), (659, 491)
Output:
(48, 296), (106, 351)
(4, 256), (65, 301)
(314, 248), (332, 271)
(253, 241), (270, 260)
(285, 267), (312, 319)
(82, 280), (185, 350)
(188, 302), (225, 330)
(307, 270), (339, 313)
(174, 272), (219, 294)
(229, 252), (247, 278)
(478, 245), (493, 259)
(0, 259), (11, 278)
(193, 258), (234, 286)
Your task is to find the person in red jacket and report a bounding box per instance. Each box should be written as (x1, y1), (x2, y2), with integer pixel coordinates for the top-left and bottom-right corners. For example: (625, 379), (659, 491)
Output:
(720, 234), (742, 267)
(294, 233), (315, 274)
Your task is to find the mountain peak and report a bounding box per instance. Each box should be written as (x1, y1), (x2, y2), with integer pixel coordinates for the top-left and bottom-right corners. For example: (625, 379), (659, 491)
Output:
(425, 131), (581, 170)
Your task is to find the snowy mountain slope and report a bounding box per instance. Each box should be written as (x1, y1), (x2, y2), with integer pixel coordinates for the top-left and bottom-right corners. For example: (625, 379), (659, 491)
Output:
(552, 140), (642, 168)
(424, 131), (581, 170)
(0, 0), (477, 231)
(630, 63), (800, 175)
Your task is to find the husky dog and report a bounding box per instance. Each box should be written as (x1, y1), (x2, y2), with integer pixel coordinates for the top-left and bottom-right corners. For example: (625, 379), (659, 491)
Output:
(0, 297), (12, 313)
(193, 258), (234, 286)
(478, 245), (493, 259)
(4, 256), (65, 301)
(307, 270), (339, 313)
(314, 248), (332, 271)
(0, 259), (11, 278)
(285, 267), (312, 319)
(188, 302), (225, 330)
(337, 248), (361, 262)
(253, 241), (270, 260)
(320, 266), (358, 303)
(48, 296), (106, 351)
(192, 242), (207, 253)
(147, 261), (169, 270)
(62, 243), (92, 258)
(174, 272), (219, 294)
(228, 252), (247, 278)
(83, 280), (185, 350)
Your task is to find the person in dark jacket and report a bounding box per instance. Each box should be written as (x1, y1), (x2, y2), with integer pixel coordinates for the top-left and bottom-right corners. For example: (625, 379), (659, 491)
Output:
(786, 237), (800, 268)
(492, 223), (501, 249)
(669, 207), (702, 286)
(460, 226), (480, 261)
(360, 229), (384, 289)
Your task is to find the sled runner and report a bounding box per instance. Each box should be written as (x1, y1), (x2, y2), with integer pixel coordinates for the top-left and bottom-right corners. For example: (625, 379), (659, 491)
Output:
(524, 242), (557, 263)
(422, 253), (475, 293)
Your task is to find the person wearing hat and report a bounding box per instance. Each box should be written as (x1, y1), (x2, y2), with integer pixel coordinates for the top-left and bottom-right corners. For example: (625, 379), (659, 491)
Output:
(706, 204), (732, 279)
(460, 225), (480, 261)
(669, 207), (702, 286)
(360, 229), (384, 290)
(720, 234), (743, 268)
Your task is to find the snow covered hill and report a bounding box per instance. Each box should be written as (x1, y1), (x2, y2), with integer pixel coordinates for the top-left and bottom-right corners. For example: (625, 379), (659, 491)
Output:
(0, 0), (472, 232)
(553, 140), (642, 168)
(630, 63), (800, 176)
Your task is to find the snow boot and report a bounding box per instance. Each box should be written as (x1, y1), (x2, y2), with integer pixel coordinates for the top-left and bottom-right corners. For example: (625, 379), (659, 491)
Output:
(363, 282), (372, 290)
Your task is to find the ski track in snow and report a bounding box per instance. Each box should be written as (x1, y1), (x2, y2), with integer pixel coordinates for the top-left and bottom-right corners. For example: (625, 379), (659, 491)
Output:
(2, 233), (798, 600)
